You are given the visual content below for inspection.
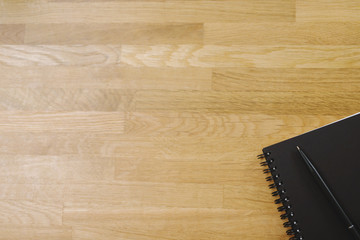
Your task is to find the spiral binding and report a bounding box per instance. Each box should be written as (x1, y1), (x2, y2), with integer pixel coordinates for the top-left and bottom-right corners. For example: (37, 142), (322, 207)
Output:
(258, 152), (304, 240)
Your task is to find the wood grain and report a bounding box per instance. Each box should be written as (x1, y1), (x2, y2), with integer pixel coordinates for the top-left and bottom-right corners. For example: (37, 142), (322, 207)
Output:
(25, 23), (203, 44)
(0, 1), (295, 24)
(223, 184), (276, 209)
(125, 112), (345, 138)
(0, 112), (124, 133)
(0, 66), (211, 89)
(205, 23), (360, 45)
(297, 0), (360, 22)
(0, 184), (64, 201)
(64, 182), (223, 208)
(64, 207), (285, 240)
(133, 90), (360, 115)
(2, 44), (360, 68)
(1, 0), (359, 239)
(0, 133), (269, 157)
(0, 24), (25, 44)
(0, 45), (121, 66)
(121, 45), (360, 68)
(69, 226), (287, 240)
(0, 201), (62, 226)
(114, 154), (265, 184)
(0, 88), (132, 111)
(212, 68), (360, 91)
(0, 155), (114, 184)
(0, 227), (72, 240)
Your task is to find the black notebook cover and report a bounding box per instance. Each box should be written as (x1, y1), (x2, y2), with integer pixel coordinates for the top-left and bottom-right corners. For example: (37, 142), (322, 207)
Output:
(260, 113), (360, 240)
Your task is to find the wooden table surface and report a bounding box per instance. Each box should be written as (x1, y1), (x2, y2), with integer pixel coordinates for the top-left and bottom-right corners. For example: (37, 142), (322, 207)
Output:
(0, 0), (359, 239)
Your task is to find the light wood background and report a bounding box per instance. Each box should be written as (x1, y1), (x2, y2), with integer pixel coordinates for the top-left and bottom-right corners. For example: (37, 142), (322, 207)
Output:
(0, 0), (359, 239)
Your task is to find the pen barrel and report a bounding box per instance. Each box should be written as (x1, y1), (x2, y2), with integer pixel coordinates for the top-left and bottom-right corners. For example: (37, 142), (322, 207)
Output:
(349, 226), (360, 240)
(298, 148), (360, 240)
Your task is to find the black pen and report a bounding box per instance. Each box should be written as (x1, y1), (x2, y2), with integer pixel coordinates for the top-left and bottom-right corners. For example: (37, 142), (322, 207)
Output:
(296, 146), (360, 240)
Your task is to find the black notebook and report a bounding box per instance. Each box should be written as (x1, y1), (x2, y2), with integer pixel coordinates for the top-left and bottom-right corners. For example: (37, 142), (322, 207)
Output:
(258, 113), (360, 240)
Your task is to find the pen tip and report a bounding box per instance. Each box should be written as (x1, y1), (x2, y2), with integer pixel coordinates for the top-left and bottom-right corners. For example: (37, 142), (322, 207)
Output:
(296, 146), (300, 151)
